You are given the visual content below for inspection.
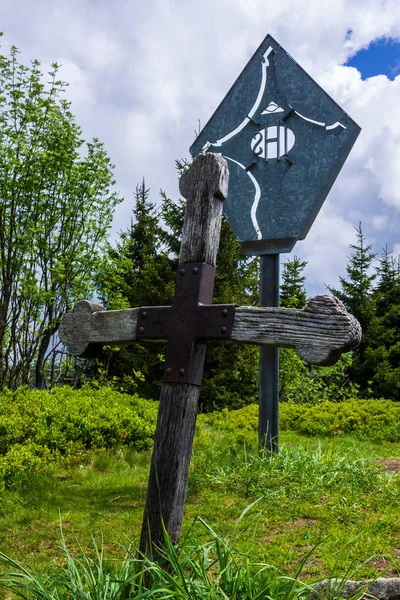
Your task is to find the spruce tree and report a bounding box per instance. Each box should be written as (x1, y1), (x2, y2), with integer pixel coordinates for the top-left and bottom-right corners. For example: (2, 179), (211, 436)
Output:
(328, 223), (376, 394)
(280, 255), (307, 309)
(361, 249), (400, 399)
(161, 187), (260, 411)
(328, 223), (376, 332)
(97, 181), (174, 396)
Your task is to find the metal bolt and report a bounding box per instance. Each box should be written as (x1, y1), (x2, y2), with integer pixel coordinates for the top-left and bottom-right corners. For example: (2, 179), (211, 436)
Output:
(138, 326), (145, 334)
(179, 368), (185, 376)
(192, 267), (199, 275)
(221, 326), (227, 334)
(142, 311), (147, 319)
(166, 367), (172, 375)
(180, 268), (186, 276)
(222, 309), (228, 317)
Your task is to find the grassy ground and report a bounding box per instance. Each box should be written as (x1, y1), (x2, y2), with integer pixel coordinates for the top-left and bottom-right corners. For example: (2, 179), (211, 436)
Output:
(0, 424), (398, 595)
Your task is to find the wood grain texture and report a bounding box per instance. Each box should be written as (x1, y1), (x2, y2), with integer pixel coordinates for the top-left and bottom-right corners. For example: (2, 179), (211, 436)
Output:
(179, 153), (228, 265)
(232, 295), (362, 365)
(59, 295), (361, 366)
(58, 300), (139, 357)
(140, 153), (229, 557)
(139, 383), (200, 556)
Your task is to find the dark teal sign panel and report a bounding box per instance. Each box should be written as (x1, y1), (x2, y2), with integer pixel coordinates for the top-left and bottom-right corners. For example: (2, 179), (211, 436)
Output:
(190, 35), (361, 255)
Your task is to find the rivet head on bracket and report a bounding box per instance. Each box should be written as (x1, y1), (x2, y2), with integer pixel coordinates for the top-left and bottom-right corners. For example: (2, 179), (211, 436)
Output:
(192, 267), (199, 275)
(180, 268), (186, 276)
(142, 312), (147, 319)
(138, 326), (145, 334)
(179, 368), (185, 376)
(221, 326), (227, 334)
(166, 367), (172, 375)
(222, 309), (228, 317)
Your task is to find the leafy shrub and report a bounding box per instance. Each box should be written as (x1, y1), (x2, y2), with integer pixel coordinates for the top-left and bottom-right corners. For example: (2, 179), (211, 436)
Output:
(280, 349), (359, 404)
(0, 385), (158, 488)
(280, 398), (400, 441)
(0, 441), (55, 491)
(200, 399), (400, 443)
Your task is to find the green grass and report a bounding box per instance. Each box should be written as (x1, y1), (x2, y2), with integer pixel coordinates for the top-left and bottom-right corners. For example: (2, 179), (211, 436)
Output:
(0, 513), (372, 600)
(0, 425), (398, 599)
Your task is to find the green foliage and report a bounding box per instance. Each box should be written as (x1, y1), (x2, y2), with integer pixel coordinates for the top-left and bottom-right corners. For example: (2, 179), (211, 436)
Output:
(97, 181), (173, 398)
(200, 217), (259, 412)
(280, 350), (359, 404)
(194, 415), (398, 515)
(280, 399), (400, 441)
(358, 248), (400, 398)
(201, 398), (400, 443)
(328, 227), (400, 400)
(0, 41), (120, 389)
(0, 386), (157, 488)
(0, 406), (398, 585)
(328, 223), (376, 332)
(280, 255), (307, 309)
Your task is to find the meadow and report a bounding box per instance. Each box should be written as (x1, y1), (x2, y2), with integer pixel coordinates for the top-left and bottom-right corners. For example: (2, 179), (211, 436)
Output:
(0, 387), (398, 598)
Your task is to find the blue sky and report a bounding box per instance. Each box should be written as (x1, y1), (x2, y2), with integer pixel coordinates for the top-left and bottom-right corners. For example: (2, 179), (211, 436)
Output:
(1, 0), (400, 296)
(347, 37), (400, 79)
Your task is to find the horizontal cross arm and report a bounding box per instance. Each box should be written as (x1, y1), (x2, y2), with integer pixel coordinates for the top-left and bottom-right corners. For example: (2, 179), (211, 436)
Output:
(232, 295), (361, 365)
(58, 301), (140, 357)
(59, 295), (361, 366)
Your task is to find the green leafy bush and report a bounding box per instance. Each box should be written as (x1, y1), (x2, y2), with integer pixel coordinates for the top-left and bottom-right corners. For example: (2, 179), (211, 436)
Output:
(280, 398), (400, 441)
(280, 350), (359, 404)
(201, 398), (400, 443)
(0, 386), (158, 488)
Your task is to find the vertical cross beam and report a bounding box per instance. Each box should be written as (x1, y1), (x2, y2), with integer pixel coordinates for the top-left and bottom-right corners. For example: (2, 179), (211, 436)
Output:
(139, 153), (229, 558)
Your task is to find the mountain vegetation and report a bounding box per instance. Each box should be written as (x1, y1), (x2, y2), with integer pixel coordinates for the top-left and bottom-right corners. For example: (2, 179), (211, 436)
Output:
(0, 41), (398, 405)
(0, 41), (120, 390)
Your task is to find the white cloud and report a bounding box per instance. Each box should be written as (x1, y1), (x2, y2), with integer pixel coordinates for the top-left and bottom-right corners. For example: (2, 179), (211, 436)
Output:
(1, 0), (400, 295)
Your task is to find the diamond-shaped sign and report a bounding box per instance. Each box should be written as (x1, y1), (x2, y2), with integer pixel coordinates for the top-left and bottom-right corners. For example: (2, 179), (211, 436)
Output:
(190, 35), (361, 255)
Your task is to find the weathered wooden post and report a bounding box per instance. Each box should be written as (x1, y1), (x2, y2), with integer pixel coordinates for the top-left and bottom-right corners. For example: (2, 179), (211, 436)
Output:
(138, 153), (229, 555)
(59, 153), (361, 557)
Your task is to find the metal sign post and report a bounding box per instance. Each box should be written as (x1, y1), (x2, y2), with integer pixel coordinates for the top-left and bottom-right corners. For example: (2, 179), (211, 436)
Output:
(259, 254), (279, 450)
(190, 34), (361, 452)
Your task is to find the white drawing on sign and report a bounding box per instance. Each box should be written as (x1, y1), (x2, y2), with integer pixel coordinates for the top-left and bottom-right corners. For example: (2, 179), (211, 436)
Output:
(262, 101), (284, 114)
(201, 46), (275, 152)
(294, 111), (346, 134)
(251, 125), (295, 160)
(223, 156), (262, 240)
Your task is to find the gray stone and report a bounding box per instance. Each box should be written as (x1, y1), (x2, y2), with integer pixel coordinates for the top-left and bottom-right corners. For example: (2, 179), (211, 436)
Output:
(312, 578), (400, 600)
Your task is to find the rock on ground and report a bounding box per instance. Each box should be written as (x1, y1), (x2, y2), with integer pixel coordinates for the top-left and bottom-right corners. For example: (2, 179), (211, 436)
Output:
(311, 578), (400, 600)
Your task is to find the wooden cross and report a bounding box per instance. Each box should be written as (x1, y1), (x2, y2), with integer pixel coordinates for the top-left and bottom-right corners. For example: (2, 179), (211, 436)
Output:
(59, 153), (361, 557)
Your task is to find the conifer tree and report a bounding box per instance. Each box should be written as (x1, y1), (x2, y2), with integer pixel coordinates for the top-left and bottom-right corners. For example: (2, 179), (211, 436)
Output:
(161, 182), (260, 411)
(328, 223), (376, 332)
(97, 180), (260, 409)
(361, 249), (400, 399)
(97, 181), (174, 396)
(328, 223), (376, 394)
(280, 256), (307, 309)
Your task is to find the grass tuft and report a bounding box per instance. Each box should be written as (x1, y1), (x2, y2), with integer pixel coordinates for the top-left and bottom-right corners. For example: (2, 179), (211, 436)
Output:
(0, 511), (375, 600)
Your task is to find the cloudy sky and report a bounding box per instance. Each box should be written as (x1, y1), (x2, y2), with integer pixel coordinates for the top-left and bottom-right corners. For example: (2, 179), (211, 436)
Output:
(2, 0), (400, 296)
